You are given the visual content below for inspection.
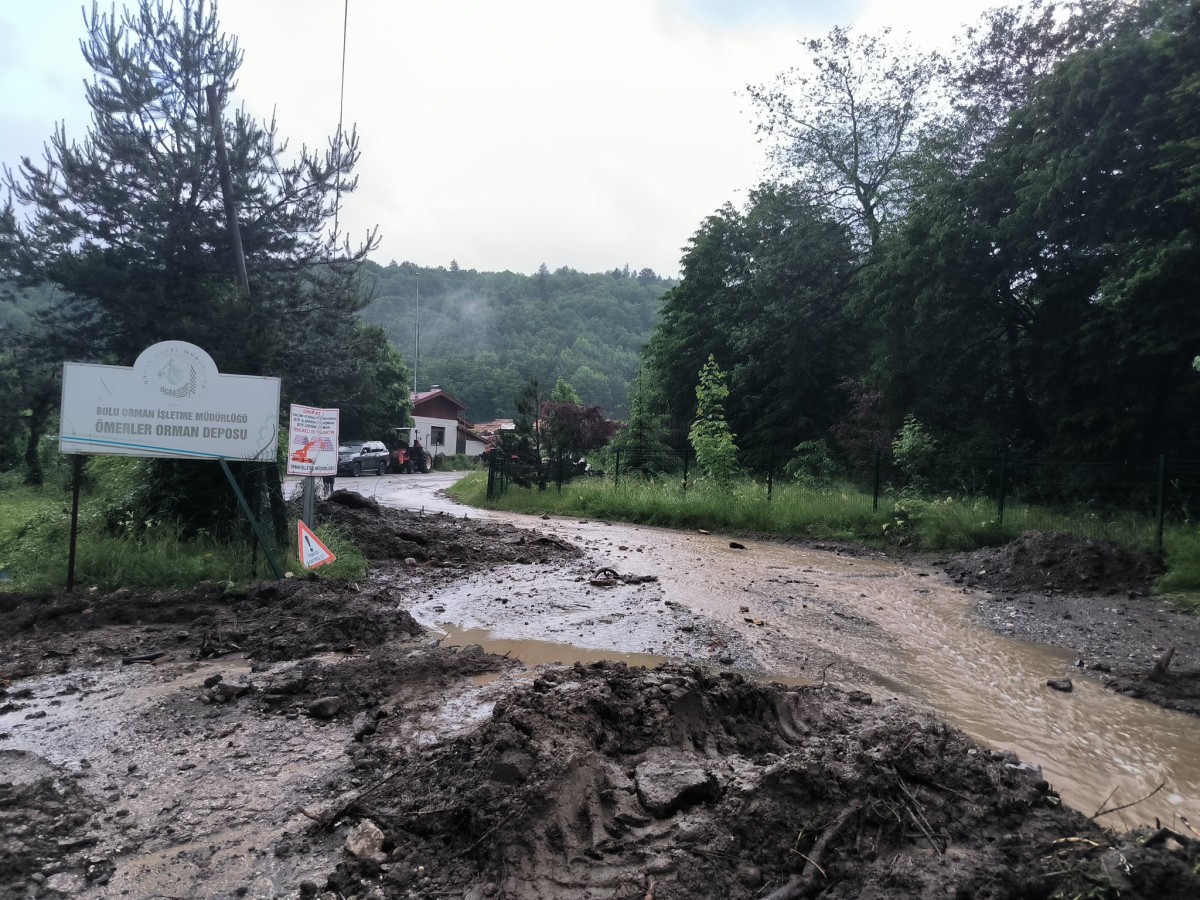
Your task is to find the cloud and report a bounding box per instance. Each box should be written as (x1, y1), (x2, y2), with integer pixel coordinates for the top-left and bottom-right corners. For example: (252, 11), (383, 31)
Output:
(4, 0), (1005, 277)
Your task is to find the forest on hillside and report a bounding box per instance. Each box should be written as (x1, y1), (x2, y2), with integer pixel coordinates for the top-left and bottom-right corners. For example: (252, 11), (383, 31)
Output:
(360, 261), (670, 422)
(639, 0), (1200, 474)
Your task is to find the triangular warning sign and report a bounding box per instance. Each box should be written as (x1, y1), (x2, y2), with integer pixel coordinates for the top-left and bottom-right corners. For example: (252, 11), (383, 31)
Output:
(297, 520), (336, 570)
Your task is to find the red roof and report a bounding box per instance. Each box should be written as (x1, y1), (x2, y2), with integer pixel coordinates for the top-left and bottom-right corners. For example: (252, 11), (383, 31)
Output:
(411, 388), (466, 410)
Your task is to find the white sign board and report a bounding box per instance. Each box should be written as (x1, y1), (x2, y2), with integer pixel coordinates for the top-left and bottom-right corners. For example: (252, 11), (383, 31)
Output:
(286, 404), (340, 476)
(60, 341), (281, 461)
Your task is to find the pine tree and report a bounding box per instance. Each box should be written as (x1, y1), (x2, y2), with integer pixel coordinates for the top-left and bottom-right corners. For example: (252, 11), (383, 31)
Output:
(0, 0), (398, 537)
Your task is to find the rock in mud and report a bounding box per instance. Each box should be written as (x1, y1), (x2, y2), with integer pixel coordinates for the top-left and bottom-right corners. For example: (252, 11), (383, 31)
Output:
(344, 819), (385, 860)
(634, 749), (721, 818)
(308, 696), (343, 718)
(210, 680), (250, 702)
(1047, 678), (1074, 693)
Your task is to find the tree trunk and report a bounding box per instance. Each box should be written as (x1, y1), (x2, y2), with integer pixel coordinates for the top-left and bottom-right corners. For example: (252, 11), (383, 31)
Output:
(22, 397), (52, 486)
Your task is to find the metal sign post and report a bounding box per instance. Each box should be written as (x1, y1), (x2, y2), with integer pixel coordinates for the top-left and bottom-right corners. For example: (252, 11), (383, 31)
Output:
(302, 476), (316, 529)
(219, 459), (284, 580)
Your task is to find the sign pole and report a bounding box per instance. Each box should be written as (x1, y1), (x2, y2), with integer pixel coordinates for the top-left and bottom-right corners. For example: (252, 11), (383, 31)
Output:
(302, 475), (315, 528)
(219, 459), (284, 579)
(66, 454), (83, 592)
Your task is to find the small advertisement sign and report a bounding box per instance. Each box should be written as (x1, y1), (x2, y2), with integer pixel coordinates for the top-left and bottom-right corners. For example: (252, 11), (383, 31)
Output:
(286, 404), (340, 477)
(60, 341), (280, 461)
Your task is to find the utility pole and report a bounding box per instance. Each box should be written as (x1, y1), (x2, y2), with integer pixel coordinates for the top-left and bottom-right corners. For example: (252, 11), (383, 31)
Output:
(413, 274), (420, 395)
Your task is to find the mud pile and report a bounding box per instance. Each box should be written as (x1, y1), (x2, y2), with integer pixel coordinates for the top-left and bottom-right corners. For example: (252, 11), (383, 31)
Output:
(0, 498), (580, 684)
(943, 532), (1199, 716)
(943, 530), (1163, 596)
(317, 492), (581, 572)
(0, 751), (101, 897)
(319, 662), (1198, 899)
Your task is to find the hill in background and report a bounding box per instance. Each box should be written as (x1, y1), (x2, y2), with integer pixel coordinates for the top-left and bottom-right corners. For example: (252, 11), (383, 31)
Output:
(361, 260), (670, 422)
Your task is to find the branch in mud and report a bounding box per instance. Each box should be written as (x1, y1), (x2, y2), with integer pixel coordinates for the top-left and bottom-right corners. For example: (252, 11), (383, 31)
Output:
(1091, 780), (1166, 820)
(898, 780), (946, 854)
(764, 801), (863, 900)
(1150, 647), (1175, 680)
(589, 567), (659, 587)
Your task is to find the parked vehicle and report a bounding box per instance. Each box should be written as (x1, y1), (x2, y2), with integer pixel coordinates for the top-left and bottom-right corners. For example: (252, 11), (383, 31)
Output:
(391, 441), (432, 474)
(337, 440), (390, 476)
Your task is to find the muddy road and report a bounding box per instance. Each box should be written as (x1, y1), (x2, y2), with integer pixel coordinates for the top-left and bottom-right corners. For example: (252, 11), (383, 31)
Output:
(345, 471), (1200, 832)
(0, 471), (1197, 899)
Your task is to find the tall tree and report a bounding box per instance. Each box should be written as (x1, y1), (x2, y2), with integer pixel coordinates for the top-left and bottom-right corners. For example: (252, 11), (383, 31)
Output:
(862, 0), (1200, 459)
(643, 187), (856, 456)
(748, 27), (944, 250)
(0, 0), (397, 533)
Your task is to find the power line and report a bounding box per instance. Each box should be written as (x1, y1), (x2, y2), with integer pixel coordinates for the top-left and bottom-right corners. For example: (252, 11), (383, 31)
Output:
(333, 0), (349, 239)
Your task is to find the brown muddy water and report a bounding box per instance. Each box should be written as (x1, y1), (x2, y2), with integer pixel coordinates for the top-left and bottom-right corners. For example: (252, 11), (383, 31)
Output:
(364, 475), (1200, 832)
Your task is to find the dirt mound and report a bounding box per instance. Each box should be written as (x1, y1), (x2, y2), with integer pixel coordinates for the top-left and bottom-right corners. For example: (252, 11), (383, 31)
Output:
(0, 505), (581, 683)
(317, 662), (1198, 899)
(319, 495), (581, 569)
(943, 531), (1163, 596)
(0, 578), (428, 683)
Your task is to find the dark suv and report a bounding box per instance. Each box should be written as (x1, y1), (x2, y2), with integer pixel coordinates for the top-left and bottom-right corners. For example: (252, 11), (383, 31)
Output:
(337, 440), (390, 476)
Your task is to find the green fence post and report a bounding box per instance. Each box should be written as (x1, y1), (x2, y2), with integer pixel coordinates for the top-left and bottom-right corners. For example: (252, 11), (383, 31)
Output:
(997, 451), (1008, 525)
(1155, 454), (1167, 551)
(218, 459), (283, 580)
(614, 449), (621, 488)
(557, 450), (564, 493)
(486, 451), (497, 499)
(872, 448), (881, 513)
(767, 449), (775, 502)
(682, 449), (689, 493)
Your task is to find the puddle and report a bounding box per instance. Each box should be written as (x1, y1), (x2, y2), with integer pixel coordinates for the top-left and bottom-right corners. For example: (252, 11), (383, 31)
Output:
(435, 623), (677, 670)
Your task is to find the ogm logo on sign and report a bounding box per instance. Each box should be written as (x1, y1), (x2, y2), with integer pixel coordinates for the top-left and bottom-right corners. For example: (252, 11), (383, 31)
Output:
(138, 341), (213, 399)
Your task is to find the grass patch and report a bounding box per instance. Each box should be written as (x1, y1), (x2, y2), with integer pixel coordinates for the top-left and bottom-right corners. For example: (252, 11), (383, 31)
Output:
(451, 472), (1200, 604)
(283, 522), (368, 582)
(1157, 528), (1200, 612)
(0, 471), (367, 592)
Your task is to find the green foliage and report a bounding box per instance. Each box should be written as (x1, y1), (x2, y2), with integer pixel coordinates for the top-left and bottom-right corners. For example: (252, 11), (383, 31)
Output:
(892, 415), (939, 491)
(859, 0), (1200, 461)
(688, 355), (738, 483)
(610, 368), (674, 474)
(641, 186), (858, 455)
(360, 261), (669, 421)
(550, 378), (582, 405)
(453, 468), (1199, 591)
(785, 440), (842, 485)
(0, 474), (258, 591)
(748, 25), (945, 249)
(1156, 528), (1200, 607)
(0, 470), (370, 590)
(0, 0), (401, 533)
(432, 453), (478, 472)
(451, 471), (884, 540)
(286, 523), (367, 582)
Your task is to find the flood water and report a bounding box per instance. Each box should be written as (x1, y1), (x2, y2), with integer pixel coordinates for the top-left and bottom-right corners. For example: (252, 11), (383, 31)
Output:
(365, 473), (1200, 831)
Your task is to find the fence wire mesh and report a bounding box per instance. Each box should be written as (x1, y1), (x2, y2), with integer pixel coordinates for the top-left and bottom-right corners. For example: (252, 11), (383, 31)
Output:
(487, 445), (1200, 550)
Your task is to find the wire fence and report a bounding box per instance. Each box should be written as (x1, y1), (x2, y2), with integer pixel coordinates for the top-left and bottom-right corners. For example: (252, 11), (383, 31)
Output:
(486, 446), (1200, 550)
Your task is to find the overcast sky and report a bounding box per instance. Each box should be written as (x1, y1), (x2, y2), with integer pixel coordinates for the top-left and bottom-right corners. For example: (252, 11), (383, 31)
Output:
(1, 0), (1004, 277)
